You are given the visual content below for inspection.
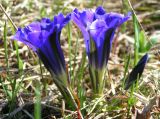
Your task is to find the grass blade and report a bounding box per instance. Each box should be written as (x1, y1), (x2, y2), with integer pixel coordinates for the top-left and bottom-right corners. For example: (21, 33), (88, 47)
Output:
(3, 21), (9, 73)
(133, 13), (139, 65)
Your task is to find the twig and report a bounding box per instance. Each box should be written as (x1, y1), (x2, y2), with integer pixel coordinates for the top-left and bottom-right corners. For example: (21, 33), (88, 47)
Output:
(0, 103), (32, 119)
(65, 91), (110, 118)
(66, 87), (84, 119)
(41, 103), (73, 113)
(0, 3), (18, 30)
(142, 96), (157, 113)
(133, 92), (148, 103)
(22, 109), (34, 119)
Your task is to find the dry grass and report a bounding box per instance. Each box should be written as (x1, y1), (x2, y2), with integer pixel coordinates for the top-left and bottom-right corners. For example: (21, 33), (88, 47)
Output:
(0, 0), (160, 118)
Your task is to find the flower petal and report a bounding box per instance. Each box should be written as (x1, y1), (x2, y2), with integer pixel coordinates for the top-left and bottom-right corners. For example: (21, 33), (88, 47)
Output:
(40, 18), (52, 30)
(89, 20), (115, 68)
(24, 22), (41, 33)
(12, 28), (37, 51)
(72, 9), (91, 53)
(95, 6), (106, 15)
(101, 28), (115, 67)
(89, 19), (108, 47)
(53, 13), (71, 31)
(105, 12), (131, 28)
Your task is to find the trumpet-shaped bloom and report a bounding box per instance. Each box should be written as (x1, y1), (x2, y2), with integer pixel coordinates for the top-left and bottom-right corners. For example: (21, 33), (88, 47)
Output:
(13, 13), (70, 76)
(124, 54), (149, 90)
(72, 6), (130, 68)
(12, 14), (80, 110)
(72, 6), (130, 95)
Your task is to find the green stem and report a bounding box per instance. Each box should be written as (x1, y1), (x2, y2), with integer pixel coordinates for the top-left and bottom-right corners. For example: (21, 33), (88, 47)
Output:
(89, 66), (105, 97)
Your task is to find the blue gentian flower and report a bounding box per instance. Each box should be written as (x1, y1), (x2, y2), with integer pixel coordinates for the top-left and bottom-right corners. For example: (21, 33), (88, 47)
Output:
(12, 13), (79, 109)
(72, 6), (130, 68)
(72, 6), (130, 95)
(13, 14), (70, 77)
(124, 53), (149, 90)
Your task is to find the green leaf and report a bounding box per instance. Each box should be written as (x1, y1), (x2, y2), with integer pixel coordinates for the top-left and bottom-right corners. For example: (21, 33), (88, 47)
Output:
(145, 36), (159, 51)
(133, 13), (139, 65)
(139, 31), (146, 52)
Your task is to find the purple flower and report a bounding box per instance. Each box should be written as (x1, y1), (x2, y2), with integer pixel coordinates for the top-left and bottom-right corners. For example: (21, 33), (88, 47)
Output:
(72, 6), (130, 95)
(12, 13), (70, 76)
(72, 6), (130, 68)
(12, 14), (82, 110)
(124, 54), (149, 90)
